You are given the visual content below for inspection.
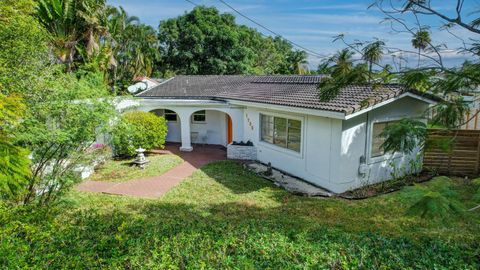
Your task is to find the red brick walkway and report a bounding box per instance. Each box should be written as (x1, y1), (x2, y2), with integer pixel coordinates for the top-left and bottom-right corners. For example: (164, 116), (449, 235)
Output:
(76, 144), (226, 198)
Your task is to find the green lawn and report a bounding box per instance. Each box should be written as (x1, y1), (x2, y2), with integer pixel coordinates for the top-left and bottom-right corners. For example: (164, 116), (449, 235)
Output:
(87, 154), (183, 182)
(1, 161), (479, 269)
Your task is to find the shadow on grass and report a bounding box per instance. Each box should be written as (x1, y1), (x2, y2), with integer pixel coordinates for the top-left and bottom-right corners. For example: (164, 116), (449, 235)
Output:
(3, 198), (478, 269)
(3, 161), (479, 269)
(196, 160), (276, 195)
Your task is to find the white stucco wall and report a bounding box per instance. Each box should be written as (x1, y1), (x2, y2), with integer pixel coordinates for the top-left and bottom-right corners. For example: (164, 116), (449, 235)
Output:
(334, 96), (430, 192)
(165, 119), (181, 142)
(190, 110), (227, 145)
(136, 99), (244, 148)
(242, 107), (343, 191)
(129, 96), (431, 193)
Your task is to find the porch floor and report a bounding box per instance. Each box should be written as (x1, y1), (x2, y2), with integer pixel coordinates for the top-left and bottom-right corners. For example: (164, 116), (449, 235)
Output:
(76, 143), (226, 198)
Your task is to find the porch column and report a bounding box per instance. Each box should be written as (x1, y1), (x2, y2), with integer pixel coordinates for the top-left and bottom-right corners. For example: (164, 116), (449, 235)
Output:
(179, 111), (193, 152)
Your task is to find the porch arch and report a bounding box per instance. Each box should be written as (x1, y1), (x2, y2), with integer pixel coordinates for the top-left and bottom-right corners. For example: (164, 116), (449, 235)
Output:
(149, 108), (182, 143)
(189, 109), (235, 146)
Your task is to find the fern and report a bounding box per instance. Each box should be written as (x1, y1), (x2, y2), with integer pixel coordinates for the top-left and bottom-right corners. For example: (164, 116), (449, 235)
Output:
(472, 178), (480, 203)
(405, 177), (464, 219)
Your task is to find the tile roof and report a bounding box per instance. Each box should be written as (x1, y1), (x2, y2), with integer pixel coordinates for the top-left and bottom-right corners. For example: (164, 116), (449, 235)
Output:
(137, 75), (434, 115)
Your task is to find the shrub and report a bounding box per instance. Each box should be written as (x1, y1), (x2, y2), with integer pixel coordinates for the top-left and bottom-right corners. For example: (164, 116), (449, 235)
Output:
(405, 176), (464, 219)
(111, 111), (167, 157)
(472, 178), (480, 202)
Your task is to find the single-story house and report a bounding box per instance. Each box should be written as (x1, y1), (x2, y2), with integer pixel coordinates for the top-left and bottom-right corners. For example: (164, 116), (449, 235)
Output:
(130, 75), (436, 193)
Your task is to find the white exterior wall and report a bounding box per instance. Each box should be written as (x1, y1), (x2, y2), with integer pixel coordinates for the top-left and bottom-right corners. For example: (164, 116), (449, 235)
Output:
(136, 99), (244, 149)
(242, 107), (343, 192)
(126, 96), (431, 193)
(165, 119), (181, 142)
(335, 96), (430, 192)
(150, 110), (228, 144)
(190, 110), (227, 145)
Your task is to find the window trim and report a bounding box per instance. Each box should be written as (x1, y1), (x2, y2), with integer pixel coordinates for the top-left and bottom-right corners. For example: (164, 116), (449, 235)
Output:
(191, 110), (207, 124)
(259, 112), (304, 156)
(367, 117), (404, 164)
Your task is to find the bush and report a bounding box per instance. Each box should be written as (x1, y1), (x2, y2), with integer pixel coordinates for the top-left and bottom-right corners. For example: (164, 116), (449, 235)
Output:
(405, 176), (464, 219)
(111, 111), (167, 157)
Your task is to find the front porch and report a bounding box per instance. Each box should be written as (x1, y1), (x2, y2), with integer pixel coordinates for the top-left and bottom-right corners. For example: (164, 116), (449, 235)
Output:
(140, 99), (244, 152)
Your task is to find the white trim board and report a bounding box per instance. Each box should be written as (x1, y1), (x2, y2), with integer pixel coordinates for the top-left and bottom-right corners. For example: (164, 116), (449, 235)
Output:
(344, 92), (436, 120)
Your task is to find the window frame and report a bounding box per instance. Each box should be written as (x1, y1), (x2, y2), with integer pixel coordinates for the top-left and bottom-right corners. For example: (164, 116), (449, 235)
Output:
(191, 110), (207, 124)
(259, 113), (303, 155)
(367, 118), (404, 164)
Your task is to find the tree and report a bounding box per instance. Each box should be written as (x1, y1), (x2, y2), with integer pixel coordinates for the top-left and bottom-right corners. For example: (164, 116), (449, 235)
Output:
(0, 0), (49, 95)
(1, 0), (116, 205)
(361, 40), (385, 82)
(318, 0), (480, 143)
(16, 70), (115, 205)
(0, 0), (45, 200)
(288, 50), (309, 74)
(157, 6), (306, 76)
(271, 37), (308, 74)
(110, 22), (160, 92)
(411, 29), (431, 67)
(0, 94), (30, 200)
(35, 0), (157, 93)
(317, 49), (369, 101)
(330, 48), (355, 77)
(36, 0), (81, 70)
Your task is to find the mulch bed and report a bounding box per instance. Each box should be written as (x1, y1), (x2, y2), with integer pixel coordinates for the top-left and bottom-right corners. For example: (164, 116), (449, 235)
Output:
(339, 171), (436, 200)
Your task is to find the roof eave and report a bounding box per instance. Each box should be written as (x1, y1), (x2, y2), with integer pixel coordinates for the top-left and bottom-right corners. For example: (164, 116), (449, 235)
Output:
(344, 92), (437, 120)
(224, 99), (346, 119)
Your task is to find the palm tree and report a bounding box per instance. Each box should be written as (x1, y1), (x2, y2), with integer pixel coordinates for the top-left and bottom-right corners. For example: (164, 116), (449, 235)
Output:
(36, 0), (112, 71)
(36, 0), (79, 70)
(105, 6), (141, 91)
(362, 40), (385, 83)
(331, 48), (354, 77)
(77, 0), (109, 57)
(411, 29), (431, 67)
(287, 51), (308, 74)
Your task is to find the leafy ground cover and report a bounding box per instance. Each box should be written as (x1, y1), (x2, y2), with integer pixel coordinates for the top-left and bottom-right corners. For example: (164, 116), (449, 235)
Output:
(87, 154), (183, 182)
(1, 161), (479, 269)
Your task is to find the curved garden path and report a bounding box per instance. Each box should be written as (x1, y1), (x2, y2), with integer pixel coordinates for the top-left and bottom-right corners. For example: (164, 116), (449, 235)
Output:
(76, 144), (227, 198)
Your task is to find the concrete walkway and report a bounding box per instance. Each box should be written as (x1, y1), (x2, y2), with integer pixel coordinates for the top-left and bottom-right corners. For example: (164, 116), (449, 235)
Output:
(76, 144), (226, 198)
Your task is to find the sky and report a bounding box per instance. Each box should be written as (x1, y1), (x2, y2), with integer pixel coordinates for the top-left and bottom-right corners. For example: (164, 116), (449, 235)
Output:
(108, 0), (478, 69)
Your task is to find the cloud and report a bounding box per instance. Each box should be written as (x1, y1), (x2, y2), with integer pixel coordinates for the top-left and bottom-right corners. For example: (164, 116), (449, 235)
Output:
(295, 4), (367, 11)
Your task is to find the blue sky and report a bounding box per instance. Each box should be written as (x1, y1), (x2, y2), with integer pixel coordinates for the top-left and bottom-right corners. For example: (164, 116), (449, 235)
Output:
(108, 0), (477, 69)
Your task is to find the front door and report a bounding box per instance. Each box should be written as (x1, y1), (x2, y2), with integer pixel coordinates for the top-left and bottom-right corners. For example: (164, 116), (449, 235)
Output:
(227, 115), (233, 144)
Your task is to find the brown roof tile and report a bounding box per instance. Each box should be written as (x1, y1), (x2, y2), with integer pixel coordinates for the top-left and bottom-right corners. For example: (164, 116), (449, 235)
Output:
(137, 75), (434, 115)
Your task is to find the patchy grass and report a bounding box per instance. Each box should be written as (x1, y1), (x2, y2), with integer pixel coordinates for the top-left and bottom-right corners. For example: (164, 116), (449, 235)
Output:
(1, 161), (479, 269)
(87, 154), (183, 182)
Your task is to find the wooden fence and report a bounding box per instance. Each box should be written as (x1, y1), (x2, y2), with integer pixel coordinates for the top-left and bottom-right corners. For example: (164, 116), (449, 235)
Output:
(423, 129), (480, 176)
(461, 108), (480, 130)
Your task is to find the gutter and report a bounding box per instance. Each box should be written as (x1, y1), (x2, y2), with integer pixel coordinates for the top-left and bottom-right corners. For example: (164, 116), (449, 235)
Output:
(224, 99), (346, 120)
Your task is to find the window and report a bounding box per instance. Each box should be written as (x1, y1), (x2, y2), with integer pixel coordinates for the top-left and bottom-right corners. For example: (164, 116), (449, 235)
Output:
(192, 110), (206, 123)
(150, 109), (177, 122)
(371, 121), (397, 158)
(260, 114), (301, 152)
(164, 109), (177, 122)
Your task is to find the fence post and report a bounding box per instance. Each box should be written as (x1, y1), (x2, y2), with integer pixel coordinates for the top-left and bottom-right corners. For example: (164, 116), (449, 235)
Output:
(476, 133), (480, 175)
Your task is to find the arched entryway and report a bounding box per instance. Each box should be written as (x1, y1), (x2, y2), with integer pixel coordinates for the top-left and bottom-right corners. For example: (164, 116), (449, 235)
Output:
(190, 109), (234, 146)
(150, 108), (181, 143)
